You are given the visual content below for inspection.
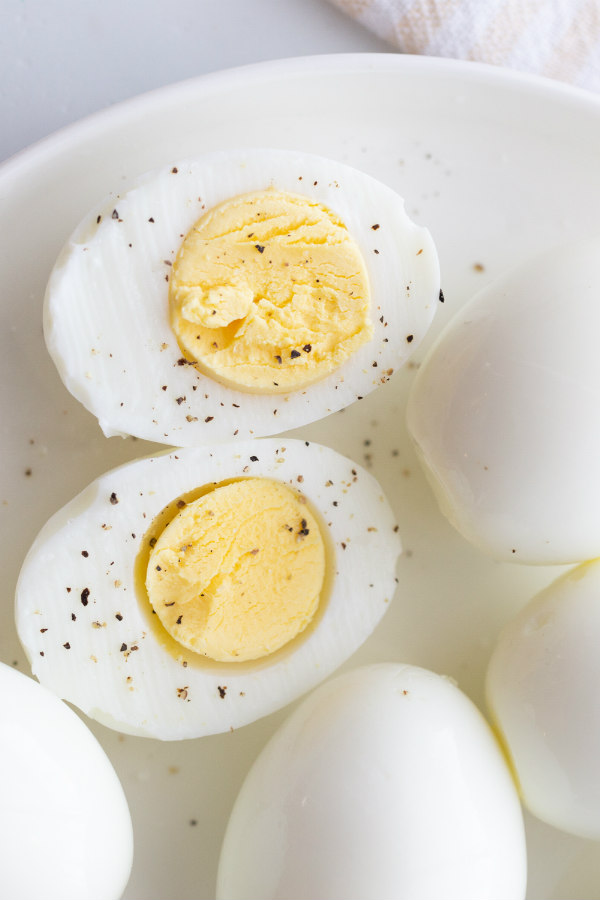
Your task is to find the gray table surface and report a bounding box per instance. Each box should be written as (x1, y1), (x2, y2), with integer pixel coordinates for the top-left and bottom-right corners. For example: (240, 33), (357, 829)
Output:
(1, 0), (390, 164)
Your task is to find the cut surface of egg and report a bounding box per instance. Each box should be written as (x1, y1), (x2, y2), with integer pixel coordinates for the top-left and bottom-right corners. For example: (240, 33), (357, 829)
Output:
(407, 236), (600, 564)
(217, 663), (527, 900)
(44, 148), (440, 445)
(487, 558), (600, 839)
(0, 660), (133, 900)
(15, 439), (400, 740)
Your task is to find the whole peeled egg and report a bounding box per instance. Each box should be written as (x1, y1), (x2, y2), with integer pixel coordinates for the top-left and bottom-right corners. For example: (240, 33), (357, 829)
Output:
(217, 663), (527, 900)
(15, 439), (400, 740)
(0, 660), (133, 900)
(44, 148), (440, 445)
(487, 558), (600, 839)
(407, 236), (600, 564)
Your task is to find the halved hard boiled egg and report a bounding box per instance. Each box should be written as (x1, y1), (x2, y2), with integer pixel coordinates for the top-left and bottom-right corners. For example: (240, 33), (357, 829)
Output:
(15, 439), (400, 740)
(44, 148), (440, 445)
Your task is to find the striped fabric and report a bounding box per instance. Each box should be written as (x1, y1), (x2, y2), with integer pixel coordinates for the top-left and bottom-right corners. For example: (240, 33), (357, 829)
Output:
(328, 0), (600, 91)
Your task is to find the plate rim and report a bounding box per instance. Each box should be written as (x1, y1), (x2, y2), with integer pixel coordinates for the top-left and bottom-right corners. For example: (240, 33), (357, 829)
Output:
(2, 52), (600, 184)
(3, 48), (600, 900)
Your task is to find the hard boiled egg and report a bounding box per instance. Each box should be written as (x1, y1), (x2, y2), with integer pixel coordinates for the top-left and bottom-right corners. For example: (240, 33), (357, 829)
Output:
(487, 559), (600, 839)
(217, 663), (527, 900)
(44, 148), (440, 445)
(407, 236), (600, 564)
(0, 660), (133, 900)
(15, 439), (400, 740)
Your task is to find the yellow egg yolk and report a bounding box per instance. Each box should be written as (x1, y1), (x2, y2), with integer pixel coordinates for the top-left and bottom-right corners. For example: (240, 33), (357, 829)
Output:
(145, 478), (326, 662)
(168, 190), (372, 392)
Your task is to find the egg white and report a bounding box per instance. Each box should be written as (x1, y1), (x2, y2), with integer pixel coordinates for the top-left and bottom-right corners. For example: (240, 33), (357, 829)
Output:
(407, 236), (600, 565)
(0, 660), (133, 900)
(217, 663), (527, 900)
(487, 559), (600, 839)
(15, 439), (401, 740)
(44, 148), (440, 445)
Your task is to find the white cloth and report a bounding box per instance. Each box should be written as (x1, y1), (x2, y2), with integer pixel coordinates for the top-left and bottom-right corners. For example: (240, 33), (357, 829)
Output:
(328, 0), (600, 91)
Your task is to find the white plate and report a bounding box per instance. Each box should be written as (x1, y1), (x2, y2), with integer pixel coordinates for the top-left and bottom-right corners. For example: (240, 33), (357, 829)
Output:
(2, 53), (600, 900)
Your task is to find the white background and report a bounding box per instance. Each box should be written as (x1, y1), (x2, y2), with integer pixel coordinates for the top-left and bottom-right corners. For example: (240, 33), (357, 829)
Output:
(1, 0), (390, 163)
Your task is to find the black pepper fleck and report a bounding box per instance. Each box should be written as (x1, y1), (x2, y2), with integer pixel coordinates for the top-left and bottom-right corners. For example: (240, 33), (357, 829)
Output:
(81, 588), (90, 606)
(110, 492), (119, 505)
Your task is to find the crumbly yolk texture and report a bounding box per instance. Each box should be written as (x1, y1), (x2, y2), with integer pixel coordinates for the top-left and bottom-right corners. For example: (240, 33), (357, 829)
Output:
(145, 478), (326, 662)
(168, 190), (373, 392)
